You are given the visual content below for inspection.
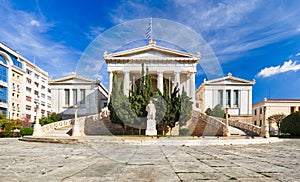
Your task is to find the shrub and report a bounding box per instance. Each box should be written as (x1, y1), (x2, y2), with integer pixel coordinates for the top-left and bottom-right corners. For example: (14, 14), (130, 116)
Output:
(280, 111), (300, 136)
(0, 131), (12, 137)
(20, 127), (33, 136)
(205, 104), (229, 118)
(0, 119), (16, 131)
(179, 128), (189, 136)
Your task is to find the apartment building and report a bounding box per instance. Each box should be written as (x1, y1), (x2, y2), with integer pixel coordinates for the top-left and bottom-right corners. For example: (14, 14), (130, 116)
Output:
(22, 58), (52, 122)
(0, 42), (51, 122)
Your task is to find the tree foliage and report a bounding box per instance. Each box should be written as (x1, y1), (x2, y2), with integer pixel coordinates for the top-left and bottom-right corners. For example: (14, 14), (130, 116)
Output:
(267, 113), (286, 133)
(39, 113), (62, 126)
(280, 111), (300, 136)
(205, 104), (226, 118)
(108, 73), (137, 131)
(179, 87), (193, 127)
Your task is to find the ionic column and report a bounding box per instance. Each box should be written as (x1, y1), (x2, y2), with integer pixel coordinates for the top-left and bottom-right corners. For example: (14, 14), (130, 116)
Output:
(223, 89), (226, 108)
(157, 72), (164, 93)
(124, 71), (130, 97)
(70, 89), (73, 107)
(190, 72), (196, 108)
(107, 71), (113, 104)
(230, 89), (233, 108)
(174, 71), (180, 88)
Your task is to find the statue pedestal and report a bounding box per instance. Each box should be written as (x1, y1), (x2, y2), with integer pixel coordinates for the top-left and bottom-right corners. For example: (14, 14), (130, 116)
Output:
(146, 119), (157, 136)
(33, 123), (42, 137)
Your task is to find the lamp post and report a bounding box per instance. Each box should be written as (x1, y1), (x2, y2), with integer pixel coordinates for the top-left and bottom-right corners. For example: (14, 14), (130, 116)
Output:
(33, 104), (42, 136)
(72, 104), (81, 136)
(260, 106), (269, 138)
(224, 106), (231, 137)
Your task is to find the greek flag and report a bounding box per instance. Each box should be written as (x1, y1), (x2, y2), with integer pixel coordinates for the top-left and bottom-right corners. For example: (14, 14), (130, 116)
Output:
(145, 18), (152, 40)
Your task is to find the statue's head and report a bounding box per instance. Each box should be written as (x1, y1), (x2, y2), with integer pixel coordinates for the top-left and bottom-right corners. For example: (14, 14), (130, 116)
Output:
(150, 100), (153, 104)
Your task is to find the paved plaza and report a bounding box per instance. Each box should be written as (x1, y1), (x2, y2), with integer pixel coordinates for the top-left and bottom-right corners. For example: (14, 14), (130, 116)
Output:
(0, 137), (299, 181)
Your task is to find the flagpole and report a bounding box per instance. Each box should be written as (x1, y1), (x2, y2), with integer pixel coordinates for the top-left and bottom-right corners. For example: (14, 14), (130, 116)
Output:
(150, 17), (153, 42)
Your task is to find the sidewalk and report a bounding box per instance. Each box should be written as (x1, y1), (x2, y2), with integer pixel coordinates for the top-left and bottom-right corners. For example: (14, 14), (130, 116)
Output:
(20, 135), (282, 146)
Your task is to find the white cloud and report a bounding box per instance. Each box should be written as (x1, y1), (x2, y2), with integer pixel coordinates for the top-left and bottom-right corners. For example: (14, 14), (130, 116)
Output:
(30, 19), (40, 27)
(110, 0), (300, 62)
(257, 60), (300, 77)
(85, 26), (105, 40)
(296, 52), (300, 56)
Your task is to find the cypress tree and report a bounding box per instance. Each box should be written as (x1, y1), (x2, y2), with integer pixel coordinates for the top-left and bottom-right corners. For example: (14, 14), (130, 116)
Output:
(178, 87), (193, 128)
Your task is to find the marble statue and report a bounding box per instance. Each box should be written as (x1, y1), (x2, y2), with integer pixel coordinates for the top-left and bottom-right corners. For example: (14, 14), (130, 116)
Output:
(146, 100), (156, 120)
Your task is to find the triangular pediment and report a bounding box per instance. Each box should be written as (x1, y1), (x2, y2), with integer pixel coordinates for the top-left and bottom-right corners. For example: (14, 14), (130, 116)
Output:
(50, 73), (94, 84)
(104, 43), (200, 62)
(204, 74), (255, 85)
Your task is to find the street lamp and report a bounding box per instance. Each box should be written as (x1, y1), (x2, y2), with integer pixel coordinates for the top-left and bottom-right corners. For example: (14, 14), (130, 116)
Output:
(72, 104), (81, 136)
(224, 106), (231, 137)
(32, 103), (42, 136)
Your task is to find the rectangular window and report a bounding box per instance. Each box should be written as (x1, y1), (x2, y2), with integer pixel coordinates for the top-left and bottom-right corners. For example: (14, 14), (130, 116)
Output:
(226, 90), (231, 107)
(26, 96), (31, 102)
(259, 120), (262, 127)
(80, 89), (85, 104)
(233, 90), (239, 106)
(73, 89), (77, 105)
(254, 109), (257, 115)
(260, 108), (262, 114)
(291, 106), (296, 113)
(26, 69), (32, 75)
(65, 89), (70, 106)
(254, 120), (257, 126)
(218, 90), (223, 105)
(41, 93), (45, 98)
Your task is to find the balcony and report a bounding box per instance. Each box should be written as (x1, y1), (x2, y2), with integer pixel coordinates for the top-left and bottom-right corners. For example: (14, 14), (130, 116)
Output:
(0, 80), (8, 87)
(0, 102), (7, 108)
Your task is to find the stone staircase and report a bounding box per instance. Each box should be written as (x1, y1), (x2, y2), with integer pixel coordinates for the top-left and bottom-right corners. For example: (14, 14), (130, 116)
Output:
(46, 125), (72, 137)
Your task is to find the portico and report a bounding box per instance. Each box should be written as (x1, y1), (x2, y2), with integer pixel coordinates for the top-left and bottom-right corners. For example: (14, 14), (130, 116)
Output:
(104, 41), (200, 106)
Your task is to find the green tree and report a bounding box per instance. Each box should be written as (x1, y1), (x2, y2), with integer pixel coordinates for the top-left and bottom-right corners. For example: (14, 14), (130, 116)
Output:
(39, 112), (62, 126)
(280, 111), (300, 136)
(178, 87), (192, 128)
(267, 113), (286, 134)
(205, 108), (212, 116)
(49, 113), (62, 122)
(109, 73), (138, 134)
(166, 84), (181, 135)
(206, 104), (225, 118)
(129, 65), (153, 134)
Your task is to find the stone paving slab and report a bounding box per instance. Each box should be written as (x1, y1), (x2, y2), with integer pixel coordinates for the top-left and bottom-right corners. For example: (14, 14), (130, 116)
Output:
(0, 138), (299, 181)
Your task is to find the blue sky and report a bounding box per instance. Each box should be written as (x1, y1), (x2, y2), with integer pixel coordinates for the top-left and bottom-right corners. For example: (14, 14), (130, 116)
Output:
(1, 0), (300, 103)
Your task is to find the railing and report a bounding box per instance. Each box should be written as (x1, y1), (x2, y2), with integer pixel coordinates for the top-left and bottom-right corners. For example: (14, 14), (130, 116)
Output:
(226, 119), (261, 135)
(40, 108), (110, 135)
(192, 110), (261, 136)
(41, 119), (72, 133)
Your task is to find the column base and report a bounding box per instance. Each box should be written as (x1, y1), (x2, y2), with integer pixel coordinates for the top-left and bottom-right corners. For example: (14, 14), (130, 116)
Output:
(72, 126), (82, 137)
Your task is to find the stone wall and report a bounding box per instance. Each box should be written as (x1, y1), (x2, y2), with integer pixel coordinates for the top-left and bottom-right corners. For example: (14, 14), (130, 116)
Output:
(84, 117), (124, 135)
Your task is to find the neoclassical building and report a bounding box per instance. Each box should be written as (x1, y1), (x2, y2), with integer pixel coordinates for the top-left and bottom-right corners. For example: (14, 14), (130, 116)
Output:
(104, 41), (200, 106)
(196, 73), (255, 123)
(49, 73), (108, 119)
(253, 98), (300, 134)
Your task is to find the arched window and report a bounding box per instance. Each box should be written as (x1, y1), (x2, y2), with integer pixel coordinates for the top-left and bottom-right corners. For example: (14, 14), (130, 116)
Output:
(0, 55), (7, 65)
